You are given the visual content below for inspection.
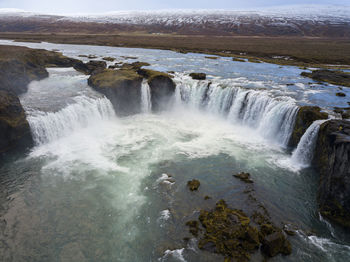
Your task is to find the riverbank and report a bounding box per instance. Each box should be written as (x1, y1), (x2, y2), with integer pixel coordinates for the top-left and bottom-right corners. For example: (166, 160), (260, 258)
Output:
(1, 33), (350, 69)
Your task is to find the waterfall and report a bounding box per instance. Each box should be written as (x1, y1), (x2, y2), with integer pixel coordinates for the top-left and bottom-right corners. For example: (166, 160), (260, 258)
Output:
(291, 119), (328, 167)
(141, 80), (152, 113)
(27, 96), (116, 145)
(175, 77), (298, 147)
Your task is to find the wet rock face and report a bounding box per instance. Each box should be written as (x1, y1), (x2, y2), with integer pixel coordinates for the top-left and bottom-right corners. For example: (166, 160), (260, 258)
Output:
(0, 90), (33, 154)
(138, 69), (176, 112)
(189, 73), (206, 80)
(289, 106), (328, 148)
(313, 120), (350, 228)
(301, 70), (350, 87)
(88, 69), (143, 115)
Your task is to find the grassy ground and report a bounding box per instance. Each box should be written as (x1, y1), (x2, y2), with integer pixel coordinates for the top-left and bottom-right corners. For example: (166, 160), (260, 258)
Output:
(1, 33), (350, 68)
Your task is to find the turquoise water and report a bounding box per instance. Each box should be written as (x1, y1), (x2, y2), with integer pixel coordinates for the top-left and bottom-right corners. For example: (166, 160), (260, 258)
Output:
(0, 40), (349, 261)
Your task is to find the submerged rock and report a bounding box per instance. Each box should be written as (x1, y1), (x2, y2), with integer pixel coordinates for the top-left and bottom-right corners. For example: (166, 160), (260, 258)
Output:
(313, 120), (350, 228)
(289, 106), (328, 148)
(187, 179), (200, 191)
(0, 90), (33, 154)
(138, 69), (176, 112)
(233, 172), (254, 183)
(301, 70), (350, 87)
(189, 73), (206, 80)
(88, 69), (143, 115)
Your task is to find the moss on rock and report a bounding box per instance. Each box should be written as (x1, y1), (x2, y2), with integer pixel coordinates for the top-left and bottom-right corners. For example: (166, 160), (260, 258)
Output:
(88, 69), (143, 115)
(187, 179), (200, 191)
(301, 70), (350, 87)
(186, 200), (292, 261)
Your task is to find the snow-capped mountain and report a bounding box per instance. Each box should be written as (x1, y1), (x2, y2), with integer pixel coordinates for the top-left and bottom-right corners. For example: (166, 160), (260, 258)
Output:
(0, 5), (350, 37)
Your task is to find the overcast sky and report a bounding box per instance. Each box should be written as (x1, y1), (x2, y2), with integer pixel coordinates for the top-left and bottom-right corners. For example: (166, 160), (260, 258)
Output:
(0, 0), (349, 14)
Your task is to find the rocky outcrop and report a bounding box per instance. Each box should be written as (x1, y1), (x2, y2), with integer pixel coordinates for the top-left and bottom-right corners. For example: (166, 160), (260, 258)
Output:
(289, 106), (328, 148)
(301, 70), (350, 87)
(88, 69), (143, 115)
(138, 69), (176, 112)
(186, 199), (291, 261)
(0, 90), (33, 154)
(189, 72), (206, 80)
(0, 45), (81, 95)
(73, 60), (107, 75)
(313, 120), (350, 228)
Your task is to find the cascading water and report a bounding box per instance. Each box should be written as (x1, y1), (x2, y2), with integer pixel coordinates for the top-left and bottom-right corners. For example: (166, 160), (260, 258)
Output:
(141, 80), (152, 113)
(174, 76), (298, 147)
(291, 119), (328, 168)
(27, 96), (115, 145)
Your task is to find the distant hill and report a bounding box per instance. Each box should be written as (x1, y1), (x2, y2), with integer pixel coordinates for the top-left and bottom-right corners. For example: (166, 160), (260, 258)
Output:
(1, 5), (350, 37)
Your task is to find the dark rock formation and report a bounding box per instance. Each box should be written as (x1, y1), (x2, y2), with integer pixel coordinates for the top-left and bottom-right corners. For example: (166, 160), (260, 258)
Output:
(88, 69), (143, 115)
(0, 45), (81, 95)
(187, 179), (200, 191)
(138, 69), (176, 112)
(261, 232), (292, 257)
(187, 200), (291, 261)
(189, 73), (206, 80)
(289, 106), (328, 148)
(0, 90), (33, 154)
(301, 70), (350, 87)
(102, 57), (115, 62)
(233, 172), (254, 183)
(233, 58), (246, 62)
(336, 92), (346, 97)
(313, 120), (350, 228)
(73, 60), (107, 75)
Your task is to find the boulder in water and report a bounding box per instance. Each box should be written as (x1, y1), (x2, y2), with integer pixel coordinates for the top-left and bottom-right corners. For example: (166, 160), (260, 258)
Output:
(289, 106), (328, 148)
(0, 90), (33, 154)
(233, 172), (254, 183)
(189, 73), (206, 80)
(313, 120), (350, 228)
(88, 69), (143, 115)
(102, 57), (115, 62)
(187, 179), (200, 191)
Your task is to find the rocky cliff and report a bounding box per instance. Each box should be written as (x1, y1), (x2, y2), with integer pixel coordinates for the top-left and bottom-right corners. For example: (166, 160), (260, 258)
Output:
(0, 45), (81, 95)
(289, 106), (328, 148)
(88, 66), (176, 115)
(0, 90), (33, 154)
(0, 45), (82, 154)
(313, 120), (350, 228)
